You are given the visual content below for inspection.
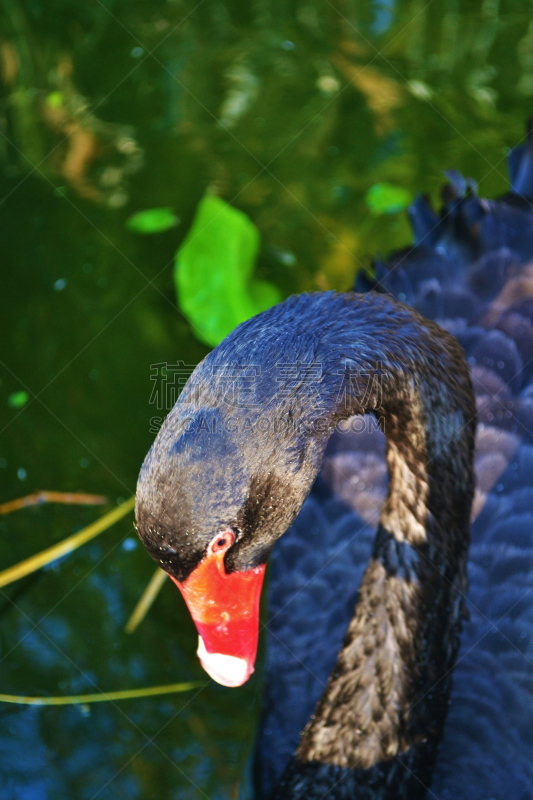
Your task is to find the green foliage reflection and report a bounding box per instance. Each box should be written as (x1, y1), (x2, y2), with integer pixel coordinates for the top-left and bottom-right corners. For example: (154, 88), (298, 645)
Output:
(175, 195), (281, 347)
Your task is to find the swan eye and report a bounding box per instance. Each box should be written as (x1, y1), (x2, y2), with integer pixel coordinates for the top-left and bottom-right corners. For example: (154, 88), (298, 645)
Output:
(210, 530), (235, 554)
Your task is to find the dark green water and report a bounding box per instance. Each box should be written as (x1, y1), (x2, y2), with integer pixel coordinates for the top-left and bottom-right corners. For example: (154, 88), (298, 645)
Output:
(1, 1), (532, 797)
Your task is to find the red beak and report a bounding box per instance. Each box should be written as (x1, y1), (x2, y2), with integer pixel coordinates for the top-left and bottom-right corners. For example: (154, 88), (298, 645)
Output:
(170, 550), (265, 687)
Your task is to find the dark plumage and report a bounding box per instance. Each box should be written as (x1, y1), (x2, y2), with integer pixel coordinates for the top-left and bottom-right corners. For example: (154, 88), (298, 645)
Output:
(136, 126), (533, 799)
(255, 130), (533, 799)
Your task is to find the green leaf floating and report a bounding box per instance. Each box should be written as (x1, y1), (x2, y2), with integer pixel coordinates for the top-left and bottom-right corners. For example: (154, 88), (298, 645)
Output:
(8, 391), (30, 409)
(126, 207), (179, 234)
(365, 182), (412, 215)
(175, 195), (281, 347)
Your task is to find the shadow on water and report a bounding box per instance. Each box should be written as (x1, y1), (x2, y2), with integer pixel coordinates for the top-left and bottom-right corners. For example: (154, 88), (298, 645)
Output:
(1, 1), (533, 797)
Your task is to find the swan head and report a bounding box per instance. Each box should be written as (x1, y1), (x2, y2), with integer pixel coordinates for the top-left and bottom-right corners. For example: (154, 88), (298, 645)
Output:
(135, 394), (312, 687)
(135, 308), (337, 685)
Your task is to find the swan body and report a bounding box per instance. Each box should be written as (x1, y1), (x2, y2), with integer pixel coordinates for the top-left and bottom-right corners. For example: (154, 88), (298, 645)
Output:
(136, 129), (533, 798)
(256, 143), (533, 798)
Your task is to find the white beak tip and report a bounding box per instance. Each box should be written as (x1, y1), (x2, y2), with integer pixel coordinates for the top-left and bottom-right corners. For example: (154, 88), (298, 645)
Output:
(197, 636), (253, 688)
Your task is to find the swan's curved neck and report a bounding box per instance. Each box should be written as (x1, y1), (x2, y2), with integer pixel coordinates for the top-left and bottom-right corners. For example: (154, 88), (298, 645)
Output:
(268, 296), (477, 797)
(138, 293), (477, 797)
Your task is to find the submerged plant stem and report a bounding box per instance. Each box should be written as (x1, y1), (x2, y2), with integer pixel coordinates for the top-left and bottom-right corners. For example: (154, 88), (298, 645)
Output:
(0, 496), (135, 588)
(125, 567), (167, 634)
(0, 491), (107, 515)
(0, 680), (204, 706)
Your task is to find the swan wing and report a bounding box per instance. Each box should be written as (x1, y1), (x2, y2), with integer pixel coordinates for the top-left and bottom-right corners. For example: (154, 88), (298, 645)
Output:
(256, 138), (533, 799)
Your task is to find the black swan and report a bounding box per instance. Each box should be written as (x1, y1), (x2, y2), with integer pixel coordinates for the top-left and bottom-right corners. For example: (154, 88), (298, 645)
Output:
(135, 129), (533, 799)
